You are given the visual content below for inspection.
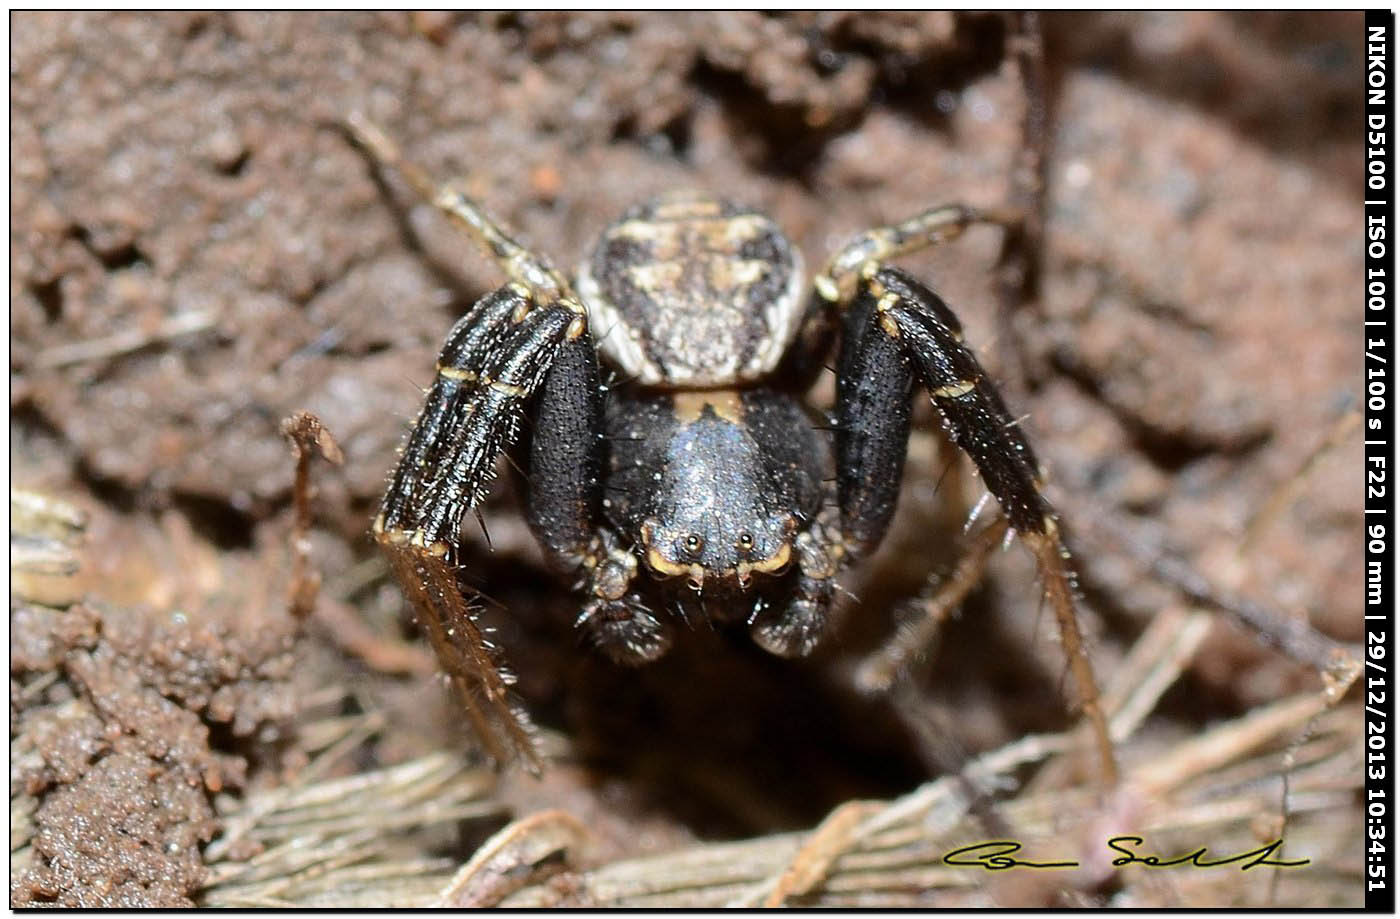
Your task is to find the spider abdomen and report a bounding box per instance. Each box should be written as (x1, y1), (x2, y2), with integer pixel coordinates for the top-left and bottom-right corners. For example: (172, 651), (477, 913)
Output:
(577, 192), (806, 388)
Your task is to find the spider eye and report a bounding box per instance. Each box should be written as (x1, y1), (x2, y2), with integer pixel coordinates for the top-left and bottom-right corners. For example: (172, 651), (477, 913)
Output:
(681, 533), (704, 557)
(736, 532), (754, 552)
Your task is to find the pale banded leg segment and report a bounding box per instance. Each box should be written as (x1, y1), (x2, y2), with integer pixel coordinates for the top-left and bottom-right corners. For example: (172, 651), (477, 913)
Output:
(346, 112), (575, 305)
(815, 204), (1020, 307)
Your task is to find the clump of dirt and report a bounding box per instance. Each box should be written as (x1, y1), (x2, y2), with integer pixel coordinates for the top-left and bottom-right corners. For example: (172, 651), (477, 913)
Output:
(11, 511), (297, 906)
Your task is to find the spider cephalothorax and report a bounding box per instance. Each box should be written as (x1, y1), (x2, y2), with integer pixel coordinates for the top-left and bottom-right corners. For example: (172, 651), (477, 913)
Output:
(350, 116), (1112, 778)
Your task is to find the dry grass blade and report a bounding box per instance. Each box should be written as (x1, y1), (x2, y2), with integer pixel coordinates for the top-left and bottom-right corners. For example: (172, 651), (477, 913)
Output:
(435, 809), (589, 907)
(200, 741), (506, 908)
(1102, 607), (1214, 743)
(489, 583), (1360, 909)
(749, 799), (885, 907)
(32, 309), (217, 369)
(10, 488), (89, 606)
(202, 708), (387, 864)
(494, 690), (1359, 908)
(1131, 692), (1352, 799)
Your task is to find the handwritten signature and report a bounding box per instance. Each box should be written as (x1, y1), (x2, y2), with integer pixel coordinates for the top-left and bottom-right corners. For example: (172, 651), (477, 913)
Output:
(942, 837), (1310, 872)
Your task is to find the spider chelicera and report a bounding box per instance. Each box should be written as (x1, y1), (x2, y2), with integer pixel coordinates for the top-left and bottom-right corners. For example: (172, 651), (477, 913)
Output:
(348, 115), (1114, 781)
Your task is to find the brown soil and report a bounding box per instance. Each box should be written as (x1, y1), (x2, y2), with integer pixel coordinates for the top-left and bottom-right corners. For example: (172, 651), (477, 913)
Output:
(10, 12), (1364, 907)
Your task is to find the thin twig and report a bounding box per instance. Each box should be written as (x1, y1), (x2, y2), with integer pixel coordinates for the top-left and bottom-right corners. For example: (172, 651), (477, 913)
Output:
(311, 595), (438, 676)
(280, 411), (344, 622)
(1240, 408), (1360, 552)
(34, 310), (217, 368)
(1060, 490), (1360, 678)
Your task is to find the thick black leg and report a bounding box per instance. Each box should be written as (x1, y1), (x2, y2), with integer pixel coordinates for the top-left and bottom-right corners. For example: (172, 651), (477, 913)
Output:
(521, 344), (673, 664)
(374, 283), (589, 771)
(836, 264), (1117, 785)
(839, 266), (1049, 543)
(377, 289), (585, 556)
(834, 286), (916, 555)
(525, 329), (604, 565)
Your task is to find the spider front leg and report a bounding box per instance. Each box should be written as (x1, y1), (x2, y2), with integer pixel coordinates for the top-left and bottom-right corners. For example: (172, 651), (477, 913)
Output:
(353, 114), (671, 760)
(374, 281), (588, 770)
(834, 262), (1119, 786)
(376, 286), (587, 552)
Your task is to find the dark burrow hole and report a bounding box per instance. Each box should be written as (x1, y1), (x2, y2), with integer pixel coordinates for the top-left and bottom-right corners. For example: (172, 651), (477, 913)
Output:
(450, 551), (1075, 840)
(530, 627), (930, 837)
(441, 557), (921, 837)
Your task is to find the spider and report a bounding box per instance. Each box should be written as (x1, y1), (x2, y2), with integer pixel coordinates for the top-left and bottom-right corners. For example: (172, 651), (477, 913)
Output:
(347, 115), (1115, 782)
